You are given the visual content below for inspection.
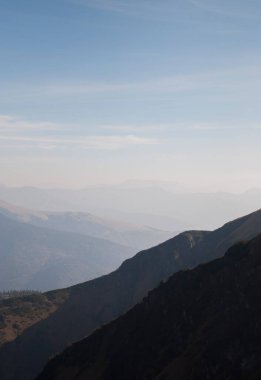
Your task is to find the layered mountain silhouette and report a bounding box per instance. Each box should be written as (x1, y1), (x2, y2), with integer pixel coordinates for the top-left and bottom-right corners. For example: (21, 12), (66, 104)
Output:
(0, 212), (134, 291)
(37, 234), (261, 380)
(0, 200), (174, 251)
(0, 209), (260, 380)
(0, 183), (261, 230)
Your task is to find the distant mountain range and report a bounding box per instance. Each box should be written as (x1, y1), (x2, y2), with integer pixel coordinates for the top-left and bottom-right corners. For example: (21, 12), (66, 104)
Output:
(0, 212), (135, 291)
(0, 182), (260, 230)
(0, 209), (260, 380)
(0, 200), (174, 251)
(37, 234), (261, 380)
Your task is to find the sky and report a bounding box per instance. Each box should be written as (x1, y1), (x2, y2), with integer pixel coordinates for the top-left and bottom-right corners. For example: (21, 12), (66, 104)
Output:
(0, 0), (261, 191)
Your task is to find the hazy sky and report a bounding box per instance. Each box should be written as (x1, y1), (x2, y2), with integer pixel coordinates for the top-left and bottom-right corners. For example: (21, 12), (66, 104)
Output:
(0, 0), (261, 191)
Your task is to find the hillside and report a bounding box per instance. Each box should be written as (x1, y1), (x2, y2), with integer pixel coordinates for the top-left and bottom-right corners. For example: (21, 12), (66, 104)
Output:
(0, 213), (134, 291)
(0, 200), (174, 251)
(0, 290), (68, 347)
(0, 210), (260, 380)
(38, 235), (261, 380)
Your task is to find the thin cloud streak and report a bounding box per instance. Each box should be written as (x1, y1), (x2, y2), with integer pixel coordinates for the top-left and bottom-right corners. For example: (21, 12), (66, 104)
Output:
(189, 0), (261, 20)
(0, 115), (58, 131)
(72, 0), (139, 14)
(0, 134), (159, 150)
(71, 0), (261, 21)
(70, 0), (173, 16)
(0, 115), (256, 139)
(100, 122), (243, 133)
(2, 65), (261, 100)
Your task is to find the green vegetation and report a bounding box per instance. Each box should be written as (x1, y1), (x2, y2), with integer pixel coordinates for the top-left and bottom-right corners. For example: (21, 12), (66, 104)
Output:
(0, 289), (69, 346)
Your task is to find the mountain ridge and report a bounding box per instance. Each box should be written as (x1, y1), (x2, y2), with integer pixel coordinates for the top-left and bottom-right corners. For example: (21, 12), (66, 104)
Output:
(0, 184), (261, 230)
(0, 209), (260, 380)
(0, 212), (134, 291)
(37, 234), (261, 380)
(0, 199), (174, 251)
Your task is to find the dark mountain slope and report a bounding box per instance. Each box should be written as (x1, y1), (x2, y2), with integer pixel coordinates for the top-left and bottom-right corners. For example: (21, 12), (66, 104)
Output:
(38, 234), (261, 380)
(0, 231), (206, 380)
(0, 213), (134, 291)
(0, 209), (261, 380)
(188, 207), (261, 267)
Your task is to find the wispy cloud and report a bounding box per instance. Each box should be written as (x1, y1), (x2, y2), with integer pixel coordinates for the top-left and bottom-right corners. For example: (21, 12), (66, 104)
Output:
(0, 115), (257, 146)
(70, 0), (261, 21)
(189, 0), (261, 20)
(69, 0), (169, 16)
(72, 0), (138, 14)
(99, 123), (173, 133)
(3, 64), (261, 101)
(100, 122), (240, 133)
(0, 115), (58, 132)
(188, 123), (237, 131)
(0, 114), (160, 151)
(0, 133), (159, 150)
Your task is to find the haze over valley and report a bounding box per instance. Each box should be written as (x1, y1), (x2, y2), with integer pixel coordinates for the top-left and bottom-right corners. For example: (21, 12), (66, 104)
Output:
(0, 209), (261, 380)
(0, 0), (261, 379)
(0, 182), (260, 230)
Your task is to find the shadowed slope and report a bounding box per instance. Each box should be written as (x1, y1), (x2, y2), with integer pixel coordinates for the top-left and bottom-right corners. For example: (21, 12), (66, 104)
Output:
(0, 209), (260, 380)
(0, 231), (205, 380)
(38, 235), (261, 380)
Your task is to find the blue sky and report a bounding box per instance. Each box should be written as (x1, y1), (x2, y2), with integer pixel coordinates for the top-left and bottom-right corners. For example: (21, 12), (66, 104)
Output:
(0, 0), (261, 190)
